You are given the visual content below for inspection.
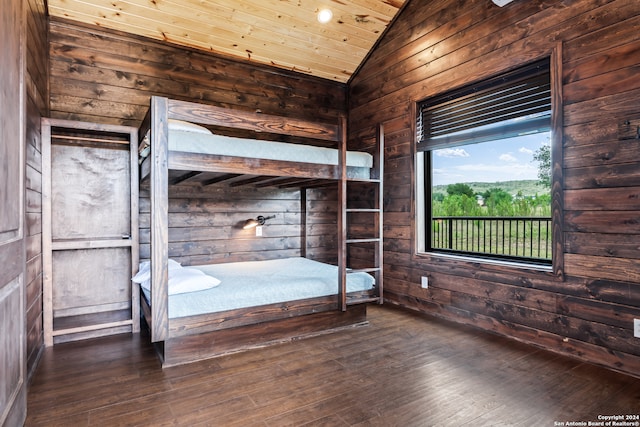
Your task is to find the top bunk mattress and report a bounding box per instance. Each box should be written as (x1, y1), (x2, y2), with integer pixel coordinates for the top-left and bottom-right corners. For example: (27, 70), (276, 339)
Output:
(168, 130), (373, 168)
(140, 121), (373, 170)
(139, 257), (375, 319)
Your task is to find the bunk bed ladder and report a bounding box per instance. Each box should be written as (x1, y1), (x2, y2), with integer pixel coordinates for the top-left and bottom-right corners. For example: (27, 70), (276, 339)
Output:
(339, 123), (384, 311)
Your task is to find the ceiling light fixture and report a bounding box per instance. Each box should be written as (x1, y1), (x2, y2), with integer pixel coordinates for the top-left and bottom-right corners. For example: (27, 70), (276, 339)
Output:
(317, 8), (333, 24)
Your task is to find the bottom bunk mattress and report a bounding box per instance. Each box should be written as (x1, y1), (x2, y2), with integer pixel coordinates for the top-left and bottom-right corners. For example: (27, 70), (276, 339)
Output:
(137, 257), (375, 319)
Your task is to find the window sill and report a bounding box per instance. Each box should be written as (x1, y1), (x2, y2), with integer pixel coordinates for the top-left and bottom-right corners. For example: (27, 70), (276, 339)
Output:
(415, 251), (554, 274)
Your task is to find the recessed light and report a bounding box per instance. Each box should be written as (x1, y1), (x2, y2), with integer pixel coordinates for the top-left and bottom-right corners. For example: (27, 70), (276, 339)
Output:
(317, 8), (333, 24)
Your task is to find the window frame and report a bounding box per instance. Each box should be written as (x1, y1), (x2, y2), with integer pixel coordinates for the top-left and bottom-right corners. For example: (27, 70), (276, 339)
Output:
(413, 51), (564, 277)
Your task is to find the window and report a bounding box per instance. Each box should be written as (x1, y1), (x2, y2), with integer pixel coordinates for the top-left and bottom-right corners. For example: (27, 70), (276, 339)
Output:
(416, 58), (556, 266)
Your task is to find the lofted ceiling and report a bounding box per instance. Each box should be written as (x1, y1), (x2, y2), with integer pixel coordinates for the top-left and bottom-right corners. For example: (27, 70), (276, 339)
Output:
(47, 0), (408, 83)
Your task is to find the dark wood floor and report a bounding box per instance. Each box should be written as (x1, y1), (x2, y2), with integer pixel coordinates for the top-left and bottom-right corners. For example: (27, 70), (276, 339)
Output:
(26, 305), (640, 426)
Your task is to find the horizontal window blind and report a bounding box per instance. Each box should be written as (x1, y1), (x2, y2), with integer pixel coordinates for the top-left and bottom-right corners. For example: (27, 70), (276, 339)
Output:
(417, 58), (551, 151)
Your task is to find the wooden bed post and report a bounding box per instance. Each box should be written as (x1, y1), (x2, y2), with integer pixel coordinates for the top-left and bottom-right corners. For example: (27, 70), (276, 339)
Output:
(129, 128), (141, 331)
(42, 120), (53, 347)
(376, 123), (384, 304)
(338, 115), (348, 311)
(150, 96), (170, 342)
(301, 188), (307, 258)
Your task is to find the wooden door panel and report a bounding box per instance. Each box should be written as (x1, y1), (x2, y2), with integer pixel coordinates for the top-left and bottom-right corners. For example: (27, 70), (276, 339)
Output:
(0, 147), (21, 239)
(52, 248), (132, 314)
(0, 0), (21, 243)
(0, 0), (26, 421)
(0, 278), (23, 422)
(51, 144), (131, 240)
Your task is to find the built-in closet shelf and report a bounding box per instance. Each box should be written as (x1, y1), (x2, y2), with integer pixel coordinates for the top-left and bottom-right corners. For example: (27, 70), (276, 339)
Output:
(51, 319), (137, 339)
(51, 239), (134, 251)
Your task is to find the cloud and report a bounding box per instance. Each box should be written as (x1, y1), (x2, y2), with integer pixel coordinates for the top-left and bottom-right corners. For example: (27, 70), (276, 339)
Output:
(432, 168), (466, 182)
(449, 163), (538, 183)
(499, 153), (518, 162)
(519, 147), (534, 155)
(435, 148), (470, 158)
(431, 162), (538, 186)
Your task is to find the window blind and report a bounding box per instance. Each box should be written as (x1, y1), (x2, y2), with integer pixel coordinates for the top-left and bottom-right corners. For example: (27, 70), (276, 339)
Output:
(417, 58), (551, 151)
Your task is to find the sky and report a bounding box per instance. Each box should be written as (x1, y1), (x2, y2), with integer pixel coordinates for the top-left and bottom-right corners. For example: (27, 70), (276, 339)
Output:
(431, 132), (550, 186)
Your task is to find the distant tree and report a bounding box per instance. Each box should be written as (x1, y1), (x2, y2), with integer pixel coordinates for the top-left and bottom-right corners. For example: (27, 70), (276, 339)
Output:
(482, 188), (511, 204)
(482, 188), (513, 216)
(441, 194), (481, 216)
(533, 143), (551, 188)
(533, 193), (552, 217)
(513, 191), (536, 216)
(446, 183), (475, 198)
(432, 192), (445, 202)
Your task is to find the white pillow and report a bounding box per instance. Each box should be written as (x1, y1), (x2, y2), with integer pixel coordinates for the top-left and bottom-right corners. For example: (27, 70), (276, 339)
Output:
(168, 119), (212, 134)
(167, 267), (221, 295)
(132, 259), (182, 285)
(133, 260), (221, 295)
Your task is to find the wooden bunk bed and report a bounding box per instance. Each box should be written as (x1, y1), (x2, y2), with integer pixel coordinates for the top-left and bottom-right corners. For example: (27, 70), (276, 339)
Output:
(138, 96), (383, 367)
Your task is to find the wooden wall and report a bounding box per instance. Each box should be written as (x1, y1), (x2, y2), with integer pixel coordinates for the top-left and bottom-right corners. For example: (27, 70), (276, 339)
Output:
(48, 18), (345, 127)
(306, 187), (340, 265)
(349, 0), (640, 377)
(139, 184), (339, 266)
(25, 0), (48, 380)
(49, 19), (346, 267)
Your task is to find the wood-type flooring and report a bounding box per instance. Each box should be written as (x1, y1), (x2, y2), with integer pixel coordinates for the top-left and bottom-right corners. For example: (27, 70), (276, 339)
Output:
(26, 305), (640, 426)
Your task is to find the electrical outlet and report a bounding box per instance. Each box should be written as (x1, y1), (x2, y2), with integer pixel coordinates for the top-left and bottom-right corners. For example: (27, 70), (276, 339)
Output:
(255, 226), (263, 237)
(634, 319), (640, 338)
(421, 276), (429, 289)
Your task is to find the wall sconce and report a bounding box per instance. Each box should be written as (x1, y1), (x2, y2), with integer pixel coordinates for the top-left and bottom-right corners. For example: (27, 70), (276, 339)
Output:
(243, 215), (275, 229)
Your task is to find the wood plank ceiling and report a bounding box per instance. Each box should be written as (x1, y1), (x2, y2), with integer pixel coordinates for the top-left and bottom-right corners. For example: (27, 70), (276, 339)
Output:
(47, 0), (407, 83)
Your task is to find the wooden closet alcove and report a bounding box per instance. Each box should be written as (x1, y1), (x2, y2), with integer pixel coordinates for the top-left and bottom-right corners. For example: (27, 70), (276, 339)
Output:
(42, 118), (139, 346)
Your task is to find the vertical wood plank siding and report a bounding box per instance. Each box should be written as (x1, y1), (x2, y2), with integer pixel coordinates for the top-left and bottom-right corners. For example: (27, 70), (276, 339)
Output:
(48, 18), (346, 267)
(349, 0), (640, 377)
(25, 0), (48, 381)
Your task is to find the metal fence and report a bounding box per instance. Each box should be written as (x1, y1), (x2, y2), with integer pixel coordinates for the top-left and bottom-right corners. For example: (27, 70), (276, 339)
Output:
(431, 216), (552, 262)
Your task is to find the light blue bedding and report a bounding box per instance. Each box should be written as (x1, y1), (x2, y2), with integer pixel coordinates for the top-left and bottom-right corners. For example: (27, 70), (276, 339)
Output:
(168, 130), (373, 169)
(142, 257), (375, 319)
(140, 128), (374, 178)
